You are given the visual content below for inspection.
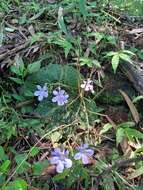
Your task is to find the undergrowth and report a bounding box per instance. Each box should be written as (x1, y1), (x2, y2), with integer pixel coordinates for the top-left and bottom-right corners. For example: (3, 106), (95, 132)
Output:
(0, 0), (143, 190)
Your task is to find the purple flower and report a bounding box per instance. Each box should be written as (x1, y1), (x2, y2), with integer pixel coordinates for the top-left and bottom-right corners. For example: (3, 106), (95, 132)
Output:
(74, 144), (94, 165)
(80, 79), (94, 93)
(49, 148), (72, 173)
(52, 87), (69, 106)
(34, 85), (48, 101)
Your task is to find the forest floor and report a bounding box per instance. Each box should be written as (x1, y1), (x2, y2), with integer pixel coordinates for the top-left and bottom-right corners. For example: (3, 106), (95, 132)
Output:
(0, 1), (143, 190)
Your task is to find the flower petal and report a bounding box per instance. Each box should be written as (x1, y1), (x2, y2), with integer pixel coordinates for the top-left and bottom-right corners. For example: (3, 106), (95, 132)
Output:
(82, 154), (89, 165)
(57, 100), (65, 106)
(53, 90), (58, 95)
(43, 86), (47, 91)
(43, 91), (48, 97)
(83, 143), (88, 149)
(37, 85), (42, 90)
(64, 158), (72, 168)
(51, 148), (61, 156)
(80, 84), (86, 89)
(56, 161), (64, 173)
(52, 97), (58, 103)
(64, 150), (69, 156)
(59, 90), (65, 95)
(34, 91), (40, 96)
(85, 149), (94, 156)
(38, 95), (43, 101)
(49, 156), (59, 164)
(65, 94), (69, 99)
(74, 152), (82, 160)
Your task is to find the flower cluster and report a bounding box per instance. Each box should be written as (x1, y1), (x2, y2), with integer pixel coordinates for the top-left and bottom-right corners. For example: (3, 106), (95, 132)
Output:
(34, 78), (94, 105)
(80, 79), (94, 93)
(34, 85), (69, 106)
(49, 144), (94, 173)
(34, 85), (48, 101)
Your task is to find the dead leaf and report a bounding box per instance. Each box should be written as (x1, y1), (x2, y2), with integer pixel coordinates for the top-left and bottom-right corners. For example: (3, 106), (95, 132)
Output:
(120, 137), (132, 157)
(41, 165), (56, 176)
(119, 90), (140, 123)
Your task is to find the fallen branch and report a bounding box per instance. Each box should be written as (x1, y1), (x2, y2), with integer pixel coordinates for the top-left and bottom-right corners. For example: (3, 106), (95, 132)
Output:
(0, 41), (29, 62)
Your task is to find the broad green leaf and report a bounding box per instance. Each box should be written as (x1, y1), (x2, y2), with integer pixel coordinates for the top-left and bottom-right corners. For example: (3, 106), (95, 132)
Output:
(27, 61), (41, 74)
(33, 160), (49, 176)
(0, 160), (11, 174)
(111, 54), (120, 73)
(13, 179), (27, 190)
(106, 51), (117, 57)
(6, 179), (28, 190)
(79, 57), (93, 67)
(15, 154), (31, 174)
(116, 128), (125, 146)
(79, 0), (88, 18)
(122, 50), (135, 56)
(27, 64), (63, 84)
(118, 122), (135, 128)
(9, 77), (24, 85)
(63, 65), (82, 87)
(125, 128), (143, 141)
(119, 53), (132, 63)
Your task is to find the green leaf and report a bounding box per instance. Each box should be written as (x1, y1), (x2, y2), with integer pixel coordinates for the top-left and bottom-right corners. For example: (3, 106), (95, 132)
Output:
(13, 179), (27, 190)
(54, 169), (70, 181)
(118, 122), (135, 128)
(111, 54), (120, 73)
(122, 50), (135, 56)
(0, 160), (11, 174)
(125, 128), (143, 141)
(119, 53), (132, 63)
(30, 32), (45, 45)
(63, 65), (82, 88)
(116, 128), (125, 146)
(106, 51), (117, 57)
(50, 132), (62, 143)
(25, 64), (82, 89)
(9, 77), (24, 85)
(0, 146), (5, 161)
(6, 179), (28, 190)
(99, 123), (113, 135)
(133, 95), (143, 103)
(33, 160), (49, 176)
(79, 0), (88, 18)
(26, 64), (63, 84)
(27, 61), (41, 74)
(15, 154), (31, 174)
(29, 147), (40, 157)
(58, 7), (70, 39)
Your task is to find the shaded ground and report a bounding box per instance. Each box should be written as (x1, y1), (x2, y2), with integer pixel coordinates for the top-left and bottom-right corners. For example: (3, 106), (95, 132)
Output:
(0, 1), (143, 190)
